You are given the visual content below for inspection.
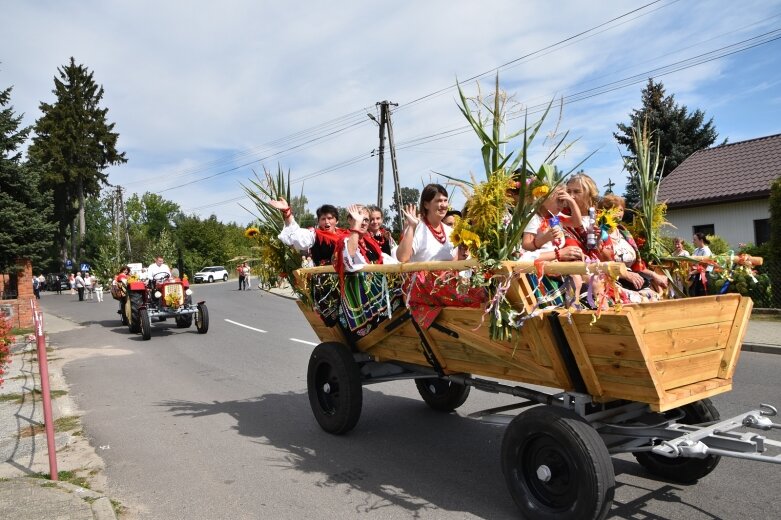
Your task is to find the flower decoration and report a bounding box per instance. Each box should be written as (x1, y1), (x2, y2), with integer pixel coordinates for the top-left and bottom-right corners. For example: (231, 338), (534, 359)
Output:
(165, 292), (181, 309)
(531, 185), (550, 199)
(596, 207), (620, 241)
(244, 227), (260, 239)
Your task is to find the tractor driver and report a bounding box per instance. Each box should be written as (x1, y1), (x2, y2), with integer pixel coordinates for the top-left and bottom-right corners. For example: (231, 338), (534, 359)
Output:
(147, 255), (171, 283)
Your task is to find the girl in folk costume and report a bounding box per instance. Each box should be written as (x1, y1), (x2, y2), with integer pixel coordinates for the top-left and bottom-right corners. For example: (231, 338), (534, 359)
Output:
(366, 205), (397, 257)
(595, 194), (667, 303)
(335, 204), (401, 338)
(396, 184), (485, 328)
(271, 198), (348, 326)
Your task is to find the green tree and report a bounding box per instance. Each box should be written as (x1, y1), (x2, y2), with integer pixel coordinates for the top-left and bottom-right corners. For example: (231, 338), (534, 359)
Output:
(389, 186), (420, 234)
(615, 79), (721, 208)
(27, 57), (127, 263)
(0, 85), (56, 272)
(289, 194), (315, 228)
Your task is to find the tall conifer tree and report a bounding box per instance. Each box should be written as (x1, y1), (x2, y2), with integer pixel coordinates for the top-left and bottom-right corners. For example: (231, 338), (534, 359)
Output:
(0, 85), (56, 271)
(28, 57), (127, 262)
(615, 79), (721, 208)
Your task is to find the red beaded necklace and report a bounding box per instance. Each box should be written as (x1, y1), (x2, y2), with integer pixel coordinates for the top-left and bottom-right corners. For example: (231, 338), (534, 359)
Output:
(425, 218), (446, 244)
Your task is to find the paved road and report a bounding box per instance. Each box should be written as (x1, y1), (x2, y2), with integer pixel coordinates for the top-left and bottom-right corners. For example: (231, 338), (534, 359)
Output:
(40, 286), (781, 519)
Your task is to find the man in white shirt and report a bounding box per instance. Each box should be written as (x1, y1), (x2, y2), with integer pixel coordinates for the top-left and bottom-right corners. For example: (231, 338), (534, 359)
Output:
(147, 255), (171, 282)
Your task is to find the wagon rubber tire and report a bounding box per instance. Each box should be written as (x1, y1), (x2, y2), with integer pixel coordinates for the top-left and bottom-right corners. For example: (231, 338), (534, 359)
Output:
(502, 405), (615, 520)
(307, 342), (363, 434)
(139, 308), (152, 340)
(634, 399), (721, 483)
(415, 377), (470, 412)
(129, 291), (144, 333)
(195, 303), (209, 334)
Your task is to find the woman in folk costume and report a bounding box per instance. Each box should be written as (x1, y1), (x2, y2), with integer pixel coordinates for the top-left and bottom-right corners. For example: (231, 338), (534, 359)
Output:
(271, 198), (348, 326)
(335, 204), (401, 339)
(366, 205), (397, 257)
(396, 183), (485, 328)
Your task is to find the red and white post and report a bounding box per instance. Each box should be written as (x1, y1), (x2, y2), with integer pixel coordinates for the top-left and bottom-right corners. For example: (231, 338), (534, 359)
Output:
(31, 300), (58, 480)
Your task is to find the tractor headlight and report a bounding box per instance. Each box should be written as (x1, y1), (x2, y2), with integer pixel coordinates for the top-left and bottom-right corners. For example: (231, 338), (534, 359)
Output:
(154, 291), (162, 298)
(185, 289), (193, 295)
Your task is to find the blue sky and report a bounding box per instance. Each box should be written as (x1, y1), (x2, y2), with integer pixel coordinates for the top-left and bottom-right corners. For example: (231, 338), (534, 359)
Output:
(2, 0), (780, 225)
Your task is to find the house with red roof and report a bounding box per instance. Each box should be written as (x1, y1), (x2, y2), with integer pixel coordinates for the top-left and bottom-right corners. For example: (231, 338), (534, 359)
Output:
(657, 133), (781, 248)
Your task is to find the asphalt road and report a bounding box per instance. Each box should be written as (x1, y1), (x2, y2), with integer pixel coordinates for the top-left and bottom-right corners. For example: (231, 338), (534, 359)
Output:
(39, 284), (781, 520)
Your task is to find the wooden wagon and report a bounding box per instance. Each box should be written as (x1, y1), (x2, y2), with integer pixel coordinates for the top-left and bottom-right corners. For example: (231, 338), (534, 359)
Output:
(293, 260), (780, 520)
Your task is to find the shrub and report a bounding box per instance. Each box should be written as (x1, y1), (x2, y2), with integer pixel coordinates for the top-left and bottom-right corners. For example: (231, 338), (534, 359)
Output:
(0, 312), (13, 387)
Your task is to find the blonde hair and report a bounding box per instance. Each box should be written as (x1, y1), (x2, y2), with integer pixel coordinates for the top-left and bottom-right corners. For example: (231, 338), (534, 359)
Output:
(567, 173), (599, 209)
(597, 194), (626, 210)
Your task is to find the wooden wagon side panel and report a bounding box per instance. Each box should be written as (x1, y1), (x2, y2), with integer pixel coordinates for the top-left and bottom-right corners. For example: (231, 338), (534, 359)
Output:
(295, 301), (348, 345)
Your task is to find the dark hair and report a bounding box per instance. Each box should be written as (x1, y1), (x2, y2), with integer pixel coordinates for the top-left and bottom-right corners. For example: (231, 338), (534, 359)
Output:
(693, 232), (710, 245)
(316, 204), (339, 219)
(419, 183), (448, 216)
(120, 265), (130, 273)
(445, 209), (462, 219)
(597, 194), (626, 210)
(367, 205), (382, 216)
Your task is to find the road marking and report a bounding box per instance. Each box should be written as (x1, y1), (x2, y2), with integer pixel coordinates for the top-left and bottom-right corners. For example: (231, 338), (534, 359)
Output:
(290, 338), (317, 346)
(224, 319), (267, 333)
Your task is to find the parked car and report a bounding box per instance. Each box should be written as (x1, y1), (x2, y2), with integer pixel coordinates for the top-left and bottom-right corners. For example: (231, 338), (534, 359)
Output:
(46, 273), (69, 291)
(193, 266), (229, 283)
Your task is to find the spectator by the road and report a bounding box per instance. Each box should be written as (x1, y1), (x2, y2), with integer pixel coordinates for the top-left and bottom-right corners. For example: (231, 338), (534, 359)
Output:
(94, 277), (104, 302)
(84, 272), (94, 301)
(74, 271), (85, 301)
(69, 273), (75, 295)
(673, 237), (690, 257)
(237, 263), (246, 290)
(689, 232), (713, 296)
(242, 263), (251, 290)
(32, 276), (41, 299)
(37, 273), (46, 292)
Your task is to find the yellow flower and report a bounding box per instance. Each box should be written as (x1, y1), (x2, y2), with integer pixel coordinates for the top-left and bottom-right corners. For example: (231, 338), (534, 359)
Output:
(245, 227), (260, 239)
(597, 207), (620, 232)
(460, 229), (482, 249)
(532, 185), (550, 198)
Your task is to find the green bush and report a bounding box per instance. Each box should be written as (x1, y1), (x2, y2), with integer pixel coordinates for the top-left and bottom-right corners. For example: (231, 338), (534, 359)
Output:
(705, 234), (730, 255)
(770, 177), (781, 308)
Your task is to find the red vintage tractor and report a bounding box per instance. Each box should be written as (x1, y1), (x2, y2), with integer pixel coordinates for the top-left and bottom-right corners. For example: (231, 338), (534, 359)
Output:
(123, 272), (208, 340)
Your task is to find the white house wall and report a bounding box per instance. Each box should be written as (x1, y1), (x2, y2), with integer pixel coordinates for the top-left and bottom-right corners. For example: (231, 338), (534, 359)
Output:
(663, 199), (769, 248)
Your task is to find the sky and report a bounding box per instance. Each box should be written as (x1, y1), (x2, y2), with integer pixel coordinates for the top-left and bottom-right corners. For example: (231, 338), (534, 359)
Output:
(2, 0), (781, 226)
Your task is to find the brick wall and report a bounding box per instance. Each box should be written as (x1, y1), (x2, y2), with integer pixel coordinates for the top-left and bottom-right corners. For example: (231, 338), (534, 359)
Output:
(0, 259), (34, 329)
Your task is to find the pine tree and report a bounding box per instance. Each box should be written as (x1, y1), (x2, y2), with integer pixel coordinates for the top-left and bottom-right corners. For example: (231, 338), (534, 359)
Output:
(615, 79), (721, 208)
(27, 58), (127, 263)
(0, 86), (56, 271)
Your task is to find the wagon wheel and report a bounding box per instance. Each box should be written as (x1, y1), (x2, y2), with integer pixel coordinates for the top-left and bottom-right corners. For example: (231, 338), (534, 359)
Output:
(634, 399), (721, 483)
(129, 291), (144, 333)
(139, 308), (152, 341)
(415, 377), (470, 412)
(195, 303), (209, 334)
(502, 406), (615, 520)
(307, 342), (362, 434)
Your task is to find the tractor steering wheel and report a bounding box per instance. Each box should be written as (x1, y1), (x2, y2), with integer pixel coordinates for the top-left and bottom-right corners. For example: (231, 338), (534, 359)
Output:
(153, 271), (171, 283)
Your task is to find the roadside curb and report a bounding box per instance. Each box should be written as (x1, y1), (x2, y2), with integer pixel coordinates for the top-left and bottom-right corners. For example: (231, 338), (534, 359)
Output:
(741, 342), (781, 355)
(11, 477), (117, 520)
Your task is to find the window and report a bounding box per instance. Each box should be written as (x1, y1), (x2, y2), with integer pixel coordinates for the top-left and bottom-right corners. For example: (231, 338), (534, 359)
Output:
(693, 224), (715, 237)
(754, 219), (770, 245)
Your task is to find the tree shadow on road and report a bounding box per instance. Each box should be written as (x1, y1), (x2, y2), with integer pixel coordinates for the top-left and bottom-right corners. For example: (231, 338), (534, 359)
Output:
(157, 390), (723, 519)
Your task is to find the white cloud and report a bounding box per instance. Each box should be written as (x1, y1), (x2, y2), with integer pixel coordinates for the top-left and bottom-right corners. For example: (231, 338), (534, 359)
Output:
(3, 0), (781, 224)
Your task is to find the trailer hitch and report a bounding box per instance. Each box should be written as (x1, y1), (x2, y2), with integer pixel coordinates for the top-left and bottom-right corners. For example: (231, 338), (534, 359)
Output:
(742, 403), (781, 431)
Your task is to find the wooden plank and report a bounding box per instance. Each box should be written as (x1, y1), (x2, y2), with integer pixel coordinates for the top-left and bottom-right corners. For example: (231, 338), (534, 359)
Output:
(576, 333), (645, 362)
(524, 317), (574, 391)
(355, 308), (413, 351)
(589, 357), (656, 387)
(654, 378), (733, 412)
(505, 275), (537, 315)
(643, 321), (733, 361)
(719, 296), (753, 379)
(367, 345), (428, 366)
(443, 358), (562, 389)
(296, 301), (349, 345)
(627, 294), (741, 333)
(654, 350), (723, 390)
(592, 380), (660, 403)
(568, 312), (635, 336)
(557, 316), (604, 397)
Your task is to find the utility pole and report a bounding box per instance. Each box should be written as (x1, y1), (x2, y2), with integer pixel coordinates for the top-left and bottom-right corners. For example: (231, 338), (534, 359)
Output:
(114, 186), (132, 258)
(373, 100), (403, 232)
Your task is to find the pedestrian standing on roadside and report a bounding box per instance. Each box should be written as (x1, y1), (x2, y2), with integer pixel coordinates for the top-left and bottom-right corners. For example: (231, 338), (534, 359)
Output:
(84, 271), (94, 301)
(237, 263), (245, 290)
(74, 271), (85, 301)
(94, 276), (104, 302)
(33, 276), (41, 299)
(55, 275), (63, 295)
(69, 273), (75, 295)
(242, 263), (251, 290)
(38, 273), (46, 292)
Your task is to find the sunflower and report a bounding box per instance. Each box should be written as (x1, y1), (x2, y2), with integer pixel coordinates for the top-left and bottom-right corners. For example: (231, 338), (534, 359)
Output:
(244, 227), (260, 239)
(531, 185), (550, 199)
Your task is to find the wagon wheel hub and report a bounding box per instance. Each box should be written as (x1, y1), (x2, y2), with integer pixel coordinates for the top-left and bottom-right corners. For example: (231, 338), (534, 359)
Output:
(536, 464), (552, 482)
(322, 382), (332, 394)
